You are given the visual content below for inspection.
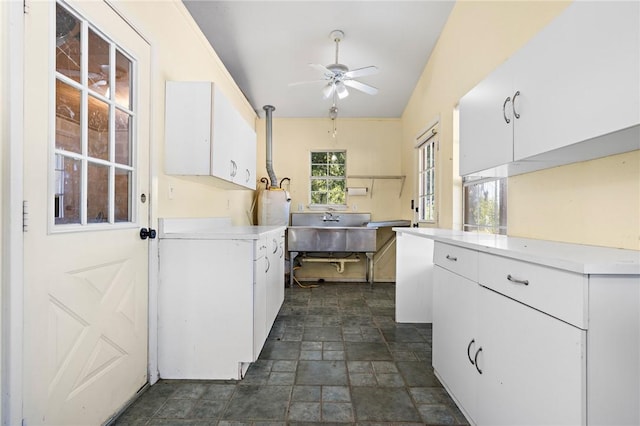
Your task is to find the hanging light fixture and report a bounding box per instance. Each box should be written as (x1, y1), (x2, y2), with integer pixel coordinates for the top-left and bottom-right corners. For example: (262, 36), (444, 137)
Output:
(329, 105), (338, 138)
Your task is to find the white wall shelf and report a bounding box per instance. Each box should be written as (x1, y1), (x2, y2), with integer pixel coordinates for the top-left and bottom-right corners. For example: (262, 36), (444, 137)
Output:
(347, 175), (406, 198)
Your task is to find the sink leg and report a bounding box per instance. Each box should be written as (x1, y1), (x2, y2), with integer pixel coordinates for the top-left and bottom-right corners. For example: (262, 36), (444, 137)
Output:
(366, 252), (374, 289)
(289, 251), (298, 288)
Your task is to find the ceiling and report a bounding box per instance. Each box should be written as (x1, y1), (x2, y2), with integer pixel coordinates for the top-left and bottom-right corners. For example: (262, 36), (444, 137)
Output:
(182, 1), (455, 119)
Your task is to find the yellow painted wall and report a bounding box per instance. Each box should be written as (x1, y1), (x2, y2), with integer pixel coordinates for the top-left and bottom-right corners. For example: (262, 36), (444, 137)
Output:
(402, 1), (639, 250)
(112, 1), (257, 225)
(255, 117), (403, 281)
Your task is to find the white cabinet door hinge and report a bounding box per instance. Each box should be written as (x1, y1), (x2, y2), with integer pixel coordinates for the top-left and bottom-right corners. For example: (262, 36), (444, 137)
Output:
(22, 200), (28, 232)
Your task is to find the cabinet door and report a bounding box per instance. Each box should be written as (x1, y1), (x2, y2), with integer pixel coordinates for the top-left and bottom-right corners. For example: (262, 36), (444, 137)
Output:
(395, 233), (434, 323)
(211, 86), (237, 181)
(459, 61), (514, 176)
(432, 266), (478, 421)
(265, 231), (284, 330)
(165, 81), (213, 175)
(476, 286), (586, 425)
(236, 120), (257, 189)
(253, 250), (268, 361)
(513, 1), (640, 160)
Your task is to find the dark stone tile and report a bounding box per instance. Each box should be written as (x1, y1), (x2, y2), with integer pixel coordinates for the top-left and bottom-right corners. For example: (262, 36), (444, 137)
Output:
(296, 360), (348, 385)
(267, 372), (296, 385)
(300, 350), (323, 360)
(409, 387), (449, 404)
(323, 350), (345, 360)
(345, 342), (392, 361)
(222, 385), (291, 421)
(322, 386), (351, 402)
(322, 402), (354, 422)
(397, 361), (441, 387)
(376, 373), (405, 387)
(259, 341), (300, 360)
(291, 385), (321, 401)
(171, 383), (209, 399)
(288, 402), (321, 422)
(302, 326), (342, 341)
(351, 387), (421, 422)
(190, 399), (227, 419)
(417, 404), (458, 425)
(272, 360), (297, 372)
(154, 399), (195, 418)
(381, 327), (426, 343)
(301, 341), (323, 351)
(147, 420), (213, 426)
(349, 373), (377, 386)
(201, 384), (236, 401)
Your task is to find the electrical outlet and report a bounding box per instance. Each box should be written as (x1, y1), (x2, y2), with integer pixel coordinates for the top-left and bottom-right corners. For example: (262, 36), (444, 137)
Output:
(352, 204), (357, 211)
(298, 203), (303, 211)
(168, 186), (174, 200)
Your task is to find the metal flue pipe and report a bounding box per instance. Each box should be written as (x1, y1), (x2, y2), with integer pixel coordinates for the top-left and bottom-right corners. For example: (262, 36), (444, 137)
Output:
(263, 105), (278, 188)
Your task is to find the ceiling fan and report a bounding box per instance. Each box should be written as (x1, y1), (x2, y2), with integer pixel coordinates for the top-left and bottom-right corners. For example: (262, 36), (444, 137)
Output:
(290, 30), (379, 100)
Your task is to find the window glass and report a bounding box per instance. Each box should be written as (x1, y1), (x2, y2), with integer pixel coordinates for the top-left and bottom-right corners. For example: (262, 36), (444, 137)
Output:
(417, 127), (437, 222)
(310, 150), (346, 206)
(463, 178), (507, 234)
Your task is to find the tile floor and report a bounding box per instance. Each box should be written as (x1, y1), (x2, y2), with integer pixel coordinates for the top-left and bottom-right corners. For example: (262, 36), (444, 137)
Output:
(114, 282), (469, 425)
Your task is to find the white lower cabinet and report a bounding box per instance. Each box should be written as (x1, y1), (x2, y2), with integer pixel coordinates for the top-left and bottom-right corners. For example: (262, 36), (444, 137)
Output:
(158, 227), (285, 380)
(395, 232), (436, 323)
(433, 242), (586, 425)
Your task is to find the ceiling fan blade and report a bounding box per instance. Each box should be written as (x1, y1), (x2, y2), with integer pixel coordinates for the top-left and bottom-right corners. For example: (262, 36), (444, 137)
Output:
(336, 81), (349, 99)
(344, 65), (379, 79)
(344, 79), (378, 96)
(309, 63), (333, 75)
(322, 83), (335, 99)
(288, 79), (328, 87)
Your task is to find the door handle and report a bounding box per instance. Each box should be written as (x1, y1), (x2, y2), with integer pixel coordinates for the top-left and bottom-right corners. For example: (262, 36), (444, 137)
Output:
(140, 228), (157, 240)
(502, 96), (511, 124)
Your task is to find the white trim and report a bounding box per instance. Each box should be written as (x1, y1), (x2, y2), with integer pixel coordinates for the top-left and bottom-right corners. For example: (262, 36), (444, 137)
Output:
(2, 1), (24, 425)
(414, 115), (440, 148)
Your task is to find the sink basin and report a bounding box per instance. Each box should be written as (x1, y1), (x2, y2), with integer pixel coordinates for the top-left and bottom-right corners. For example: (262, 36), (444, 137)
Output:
(287, 226), (377, 253)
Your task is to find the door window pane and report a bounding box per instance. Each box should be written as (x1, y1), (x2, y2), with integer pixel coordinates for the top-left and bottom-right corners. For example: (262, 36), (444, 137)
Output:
(115, 109), (132, 165)
(88, 28), (110, 97)
(54, 155), (81, 225)
(114, 168), (131, 222)
(88, 95), (110, 160)
(115, 49), (132, 109)
(55, 4), (81, 83)
(87, 162), (109, 223)
(55, 80), (81, 153)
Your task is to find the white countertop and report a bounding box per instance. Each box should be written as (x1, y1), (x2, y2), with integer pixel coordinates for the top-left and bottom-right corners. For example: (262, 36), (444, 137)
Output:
(393, 228), (640, 275)
(159, 218), (285, 240)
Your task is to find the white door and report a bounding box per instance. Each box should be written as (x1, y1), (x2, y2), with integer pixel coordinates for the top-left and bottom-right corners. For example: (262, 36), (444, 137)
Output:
(23, 1), (151, 424)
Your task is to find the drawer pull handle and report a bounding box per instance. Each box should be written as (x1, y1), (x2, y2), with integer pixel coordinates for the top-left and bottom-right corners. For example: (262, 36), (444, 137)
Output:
(474, 347), (483, 374)
(507, 274), (529, 285)
(467, 339), (475, 365)
(445, 255), (458, 262)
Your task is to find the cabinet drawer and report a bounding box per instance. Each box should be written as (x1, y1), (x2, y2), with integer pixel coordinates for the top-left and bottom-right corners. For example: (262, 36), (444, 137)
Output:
(478, 253), (587, 329)
(434, 243), (478, 282)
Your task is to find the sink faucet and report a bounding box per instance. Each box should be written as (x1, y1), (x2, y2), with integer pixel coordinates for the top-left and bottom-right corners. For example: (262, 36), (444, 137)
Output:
(322, 212), (341, 222)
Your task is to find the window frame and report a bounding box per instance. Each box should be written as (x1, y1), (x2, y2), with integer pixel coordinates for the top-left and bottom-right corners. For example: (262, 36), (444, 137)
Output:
(50, 1), (138, 233)
(415, 123), (438, 223)
(309, 150), (347, 209)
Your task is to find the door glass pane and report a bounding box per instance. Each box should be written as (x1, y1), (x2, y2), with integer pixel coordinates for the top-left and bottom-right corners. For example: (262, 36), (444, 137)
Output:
(87, 162), (109, 223)
(114, 168), (131, 222)
(55, 4), (81, 83)
(115, 109), (131, 165)
(54, 155), (81, 225)
(88, 95), (109, 160)
(115, 49), (132, 109)
(55, 80), (81, 153)
(88, 28), (110, 97)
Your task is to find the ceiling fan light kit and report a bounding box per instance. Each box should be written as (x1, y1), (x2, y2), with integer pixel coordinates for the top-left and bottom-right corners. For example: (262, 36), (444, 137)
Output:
(288, 29), (379, 119)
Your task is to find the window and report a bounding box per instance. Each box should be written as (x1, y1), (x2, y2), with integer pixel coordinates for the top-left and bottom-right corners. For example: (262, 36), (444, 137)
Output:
(310, 151), (346, 206)
(54, 2), (135, 227)
(463, 177), (507, 234)
(416, 124), (437, 222)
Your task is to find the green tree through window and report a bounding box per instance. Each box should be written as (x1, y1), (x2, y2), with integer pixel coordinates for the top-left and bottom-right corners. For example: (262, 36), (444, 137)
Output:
(310, 151), (346, 206)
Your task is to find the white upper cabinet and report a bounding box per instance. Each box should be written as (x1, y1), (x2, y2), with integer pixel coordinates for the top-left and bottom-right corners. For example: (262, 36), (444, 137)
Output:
(459, 1), (640, 177)
(165, 81), (257, 189)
